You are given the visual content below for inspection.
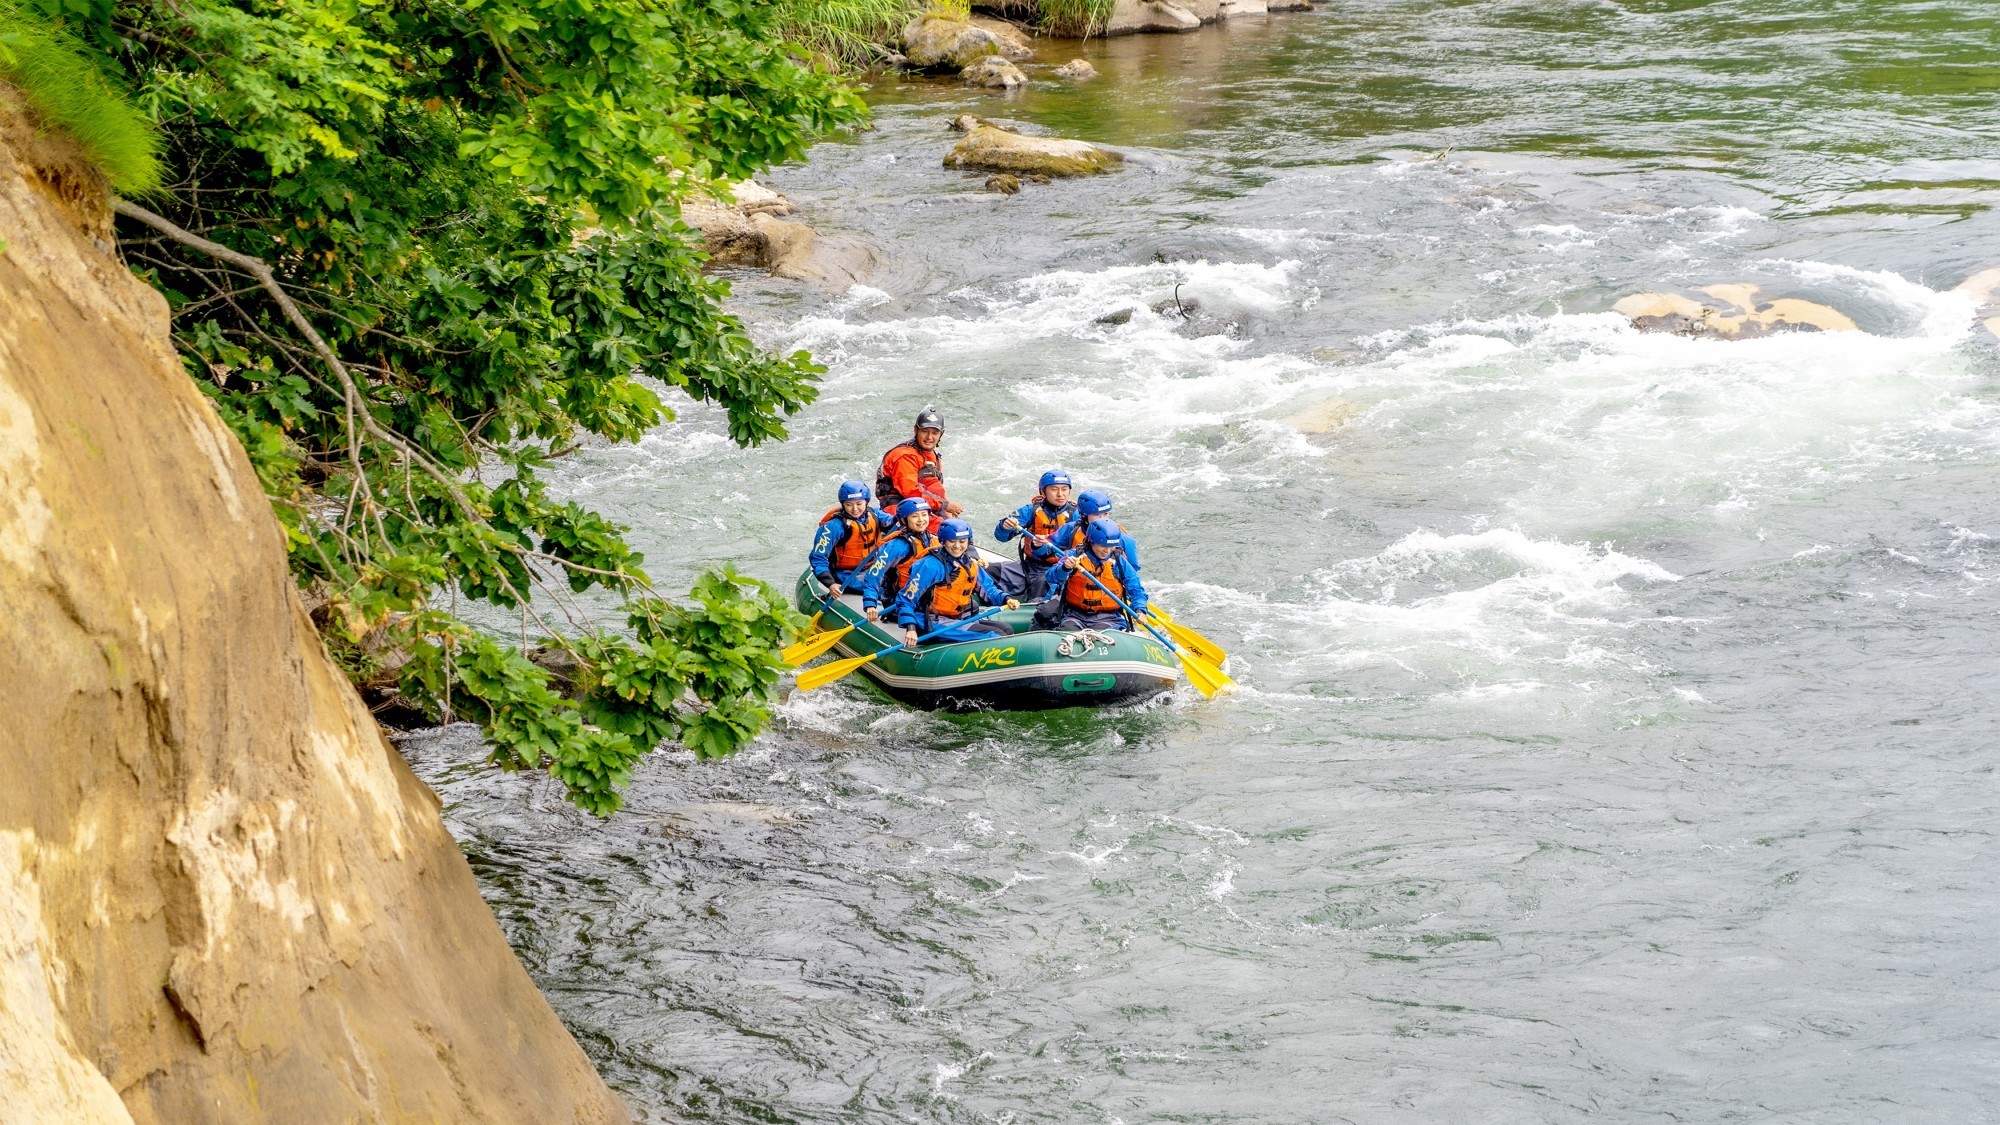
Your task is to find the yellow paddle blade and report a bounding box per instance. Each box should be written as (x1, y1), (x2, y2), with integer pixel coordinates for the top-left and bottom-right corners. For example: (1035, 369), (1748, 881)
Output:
(782, 625), (853, 667)
(795, 649), (884, 692)
(1177, 651), (1236, 699)
(1148, 609), (1226, 665)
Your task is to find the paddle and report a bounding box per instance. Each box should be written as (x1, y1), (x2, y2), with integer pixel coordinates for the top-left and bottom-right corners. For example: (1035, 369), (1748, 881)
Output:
(1066, 560), (1235, 699)
(1144, 606), (1227, 665)
(782, 580), (854, 666)
(786, 528), (905, 664)
(796, 605), (1012, 692)
(781, 623), (854, 667)
(1026, 528), (1225, 662)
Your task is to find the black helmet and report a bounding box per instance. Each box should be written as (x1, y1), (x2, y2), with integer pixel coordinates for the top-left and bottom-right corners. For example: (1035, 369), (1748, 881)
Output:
(914, 408), (944, 433)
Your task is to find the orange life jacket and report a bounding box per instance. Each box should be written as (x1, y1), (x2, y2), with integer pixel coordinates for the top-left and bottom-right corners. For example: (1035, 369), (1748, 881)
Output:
(1019, 499), (1076, 563)
(820, 506), (887, 571)
(876, 441), (945, 510)
(1063, 552), (1126, 615)
(919, 550), (985, 618)
(886, 528), (937, 593)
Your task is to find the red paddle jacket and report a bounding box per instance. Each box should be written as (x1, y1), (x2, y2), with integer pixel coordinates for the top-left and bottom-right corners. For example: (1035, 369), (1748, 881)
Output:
(876, 440), (948, 512)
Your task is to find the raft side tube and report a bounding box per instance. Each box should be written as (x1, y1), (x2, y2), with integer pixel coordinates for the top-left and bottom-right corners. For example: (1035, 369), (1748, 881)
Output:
(793, 571), (1178, 712)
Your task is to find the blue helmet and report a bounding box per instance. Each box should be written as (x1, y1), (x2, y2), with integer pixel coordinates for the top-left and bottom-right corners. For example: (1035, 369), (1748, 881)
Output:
(895, 498), (930, 522)
(1085, 519), (1123, 548)
(837, 480), (870, 504)
(1039, 469), (1073, 490)
(1077, 489), (1113, 517)
(938, 518), (973, 542)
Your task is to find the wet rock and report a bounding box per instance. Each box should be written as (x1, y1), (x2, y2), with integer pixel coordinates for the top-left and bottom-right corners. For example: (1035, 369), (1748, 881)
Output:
(1613, 285), (1858, 340)
(986, 174), (1022, 195)
(1054, 58), (1099, 79)
(968, 15), (1036, 58)
(1267, 0), (1314, 9)
(727, 178), (799, 217)
(1102, 0), (1201, 34)
(679, 181), (878, 292)
(944, 125), (1122, 177)
(949, 113), (1020, 133)
(1095, 307), (1137, 325)
(901, 15), (1003, 70)
(1952, 267), (2000, 339)
(680, 179), (804, 268)
(961, 55), (1028, 89)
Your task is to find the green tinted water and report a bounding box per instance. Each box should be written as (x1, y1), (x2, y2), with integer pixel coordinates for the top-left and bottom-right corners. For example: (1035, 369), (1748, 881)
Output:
(404, 4), (2000, 1120)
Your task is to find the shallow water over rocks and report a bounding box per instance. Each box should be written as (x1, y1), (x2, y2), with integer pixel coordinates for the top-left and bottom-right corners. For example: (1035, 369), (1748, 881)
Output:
(404, 4), (2000, 1120)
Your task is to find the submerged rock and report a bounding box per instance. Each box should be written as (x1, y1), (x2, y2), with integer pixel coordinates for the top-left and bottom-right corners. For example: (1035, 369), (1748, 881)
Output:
(986, 173), (1022, 195)
(1054, 58), (1099, 79)
(1952, 267), (2000, 339)
(1613, 285), (1858, 339)
(902, 15), (1004, 70)
(961, 55), (1028, 89)
(944, 125), (1122, 177)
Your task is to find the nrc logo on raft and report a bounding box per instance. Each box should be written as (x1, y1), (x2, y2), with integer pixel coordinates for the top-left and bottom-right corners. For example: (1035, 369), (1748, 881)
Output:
(957, 646), (1017, 672)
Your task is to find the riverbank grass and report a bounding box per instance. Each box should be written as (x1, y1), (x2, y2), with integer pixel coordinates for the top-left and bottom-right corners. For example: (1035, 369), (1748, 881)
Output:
(0, 2), (160, 192)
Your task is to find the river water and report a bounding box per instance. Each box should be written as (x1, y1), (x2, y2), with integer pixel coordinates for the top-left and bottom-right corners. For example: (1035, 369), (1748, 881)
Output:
(399, 3), (2000, 1120)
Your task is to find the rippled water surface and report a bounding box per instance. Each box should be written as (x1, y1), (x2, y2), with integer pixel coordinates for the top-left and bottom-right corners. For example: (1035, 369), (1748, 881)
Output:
(402, 3), (2000, 1120)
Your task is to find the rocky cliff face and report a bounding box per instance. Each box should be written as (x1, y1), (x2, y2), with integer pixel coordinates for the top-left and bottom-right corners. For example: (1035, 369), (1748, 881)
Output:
(0, 89), (627, 1124)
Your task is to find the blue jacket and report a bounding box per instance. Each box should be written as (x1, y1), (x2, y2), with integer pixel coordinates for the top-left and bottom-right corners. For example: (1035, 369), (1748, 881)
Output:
(893, 551), (1008, 628)
(860, 531), (935, 609)
(1052, 515), (1141, 569)
(993, 499), (1077, 566)
(809, 506), (893, 587)
(1056, 548), (1148, 617)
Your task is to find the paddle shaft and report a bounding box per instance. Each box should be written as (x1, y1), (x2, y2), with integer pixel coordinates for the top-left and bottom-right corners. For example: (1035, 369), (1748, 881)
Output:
(875, 603), (1012, 658)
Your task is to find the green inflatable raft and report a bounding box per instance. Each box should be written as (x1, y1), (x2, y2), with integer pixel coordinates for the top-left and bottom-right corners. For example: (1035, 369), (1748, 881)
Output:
(793, 558), (1181, 711)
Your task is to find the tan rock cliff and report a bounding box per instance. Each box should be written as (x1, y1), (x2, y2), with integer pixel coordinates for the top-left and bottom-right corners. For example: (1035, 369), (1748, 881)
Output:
(0, 88), (627, 1124)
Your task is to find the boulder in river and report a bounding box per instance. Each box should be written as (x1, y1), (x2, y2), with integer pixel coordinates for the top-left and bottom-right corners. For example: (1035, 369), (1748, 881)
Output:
(1102, 0), (1202, 33)
(968, 15), (1036, 58)
(679, 180), (877, 292)
(1054, 58), (1100, 79)
(986, 174), (1022, 195)
(944, 125), (1122, 177)
(1613, 285), (1858, 340)
(961, 55), (1028, 89)
(901, 15), (1005, 70)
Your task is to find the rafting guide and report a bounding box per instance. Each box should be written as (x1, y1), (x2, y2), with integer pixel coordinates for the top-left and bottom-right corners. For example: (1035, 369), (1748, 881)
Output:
(784, 409), (1234, 707)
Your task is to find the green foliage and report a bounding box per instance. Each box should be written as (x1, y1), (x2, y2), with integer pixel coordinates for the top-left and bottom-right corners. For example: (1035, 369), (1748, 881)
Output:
(68, 0), (863, 814)
(1037, 0), (1115, 38)
(0, 0), (160, 191)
